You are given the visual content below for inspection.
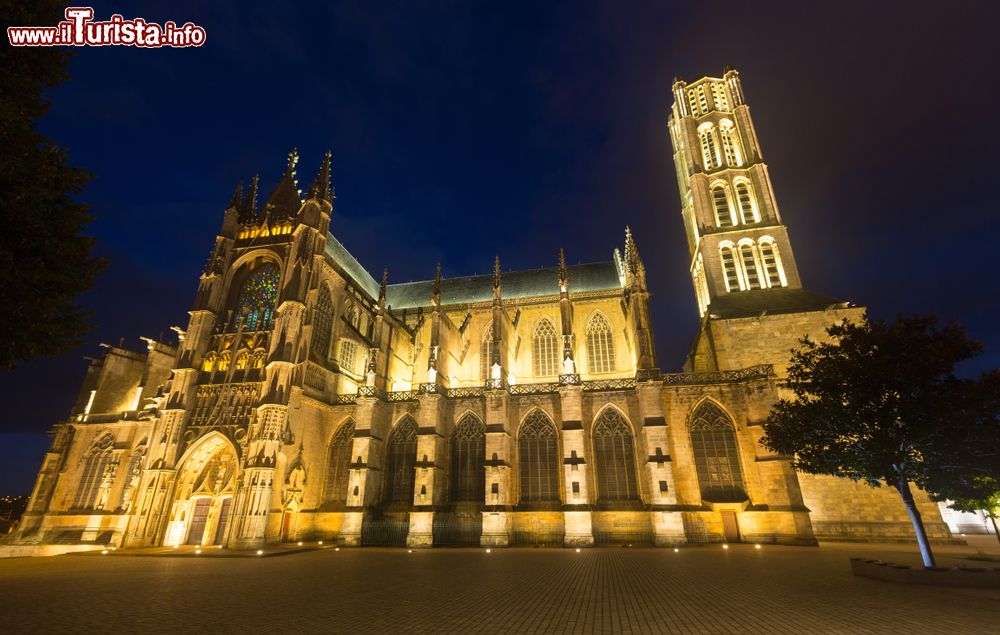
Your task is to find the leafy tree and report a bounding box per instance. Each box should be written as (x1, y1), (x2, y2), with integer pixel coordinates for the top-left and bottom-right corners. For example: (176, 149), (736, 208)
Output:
(946, 477), (1000, 544)
(0, 0), (106, 371)
(761, 315), (1000, 568)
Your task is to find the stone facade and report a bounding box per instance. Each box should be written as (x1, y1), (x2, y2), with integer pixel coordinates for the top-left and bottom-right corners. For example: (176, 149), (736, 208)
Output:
(14, 69), (949, 550)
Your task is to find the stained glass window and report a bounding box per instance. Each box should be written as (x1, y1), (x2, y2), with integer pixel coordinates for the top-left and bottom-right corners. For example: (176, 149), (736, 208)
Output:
(593, 408), (639, 501)
(237, 263), (279, 330)
(690, 402), (747, 502)
(518, 410), (560, 503)
(450, 414), (485, 502)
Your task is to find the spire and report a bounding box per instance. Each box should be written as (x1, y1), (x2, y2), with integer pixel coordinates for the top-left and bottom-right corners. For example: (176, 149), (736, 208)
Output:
(624, 226), (643, 274)
(228, 180), (244, 210)
(262, 148), (303, 221)
(309, 149), (333, 204)
(558, 247), (568, 288)
(492, 256), (502, 304)
(433, 262), (442, 304)
(284, 147), (299, 180)
(239, 174), (260, 222)
(379, 268), (388, 305)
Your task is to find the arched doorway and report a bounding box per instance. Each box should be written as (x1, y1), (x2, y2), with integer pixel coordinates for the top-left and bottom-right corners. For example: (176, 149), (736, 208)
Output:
(164, 435), (239, 547)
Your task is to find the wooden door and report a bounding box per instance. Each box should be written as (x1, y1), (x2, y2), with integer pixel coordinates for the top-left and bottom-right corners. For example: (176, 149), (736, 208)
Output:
(213, 497), (232, 545)
(721, 511), (740, 543)
(186, 498), (211, 545)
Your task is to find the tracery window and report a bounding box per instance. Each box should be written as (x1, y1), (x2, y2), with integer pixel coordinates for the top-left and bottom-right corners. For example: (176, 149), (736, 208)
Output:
(450, 414), (486, 503)
(700, 126), (719, 170)
(338, 339), (358, 374)
(480, 322), (494, 383)
(235, 349), (250, 370)
(586, 313), (615, 374)
(689, 402), (747, 502)
(712, 185), (734, 227)
(217, 351), (231, 372)
(324, 420), (355, 504)
(592, 408), (639, 501)
(739, 243), (762, 289)
(758, 239), (786, 288)
(119, 441), (146, 510)
(236, 263), (279, 330)
(720, 122), (743, 167)
(312, 286), (333, 360)
(720, 244), (741, 292)
(734, 180), (757, 224)
(73, 434), (114, 510)
(385, 417), (418, 504)
(711, 82), (730, 111)
(532, 318), (559, 377)
(201, 352), (217, 372)
(518, 410), (559, 503)
(696, 85), (709, 115)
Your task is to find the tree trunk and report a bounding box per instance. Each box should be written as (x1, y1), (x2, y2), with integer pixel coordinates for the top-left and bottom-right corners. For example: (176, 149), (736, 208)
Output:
(894, 477), (936, 568)
(988, 512), (1000, 546)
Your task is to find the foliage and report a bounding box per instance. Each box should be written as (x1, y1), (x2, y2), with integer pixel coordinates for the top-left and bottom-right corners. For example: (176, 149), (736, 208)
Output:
(0, 0), (106, 371)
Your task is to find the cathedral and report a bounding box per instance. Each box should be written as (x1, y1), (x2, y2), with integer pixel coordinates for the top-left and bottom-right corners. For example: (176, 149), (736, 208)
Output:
(15, 69), (950, 550)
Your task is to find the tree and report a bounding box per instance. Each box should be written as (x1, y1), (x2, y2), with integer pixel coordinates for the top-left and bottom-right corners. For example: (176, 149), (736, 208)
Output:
(946, 477), (1000, 545)
(0, 0), (106, 371)
(761, 315), (1000, 568)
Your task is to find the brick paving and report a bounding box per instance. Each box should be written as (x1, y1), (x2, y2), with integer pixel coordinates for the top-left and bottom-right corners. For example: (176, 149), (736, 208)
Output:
(1, 542), (998, 634)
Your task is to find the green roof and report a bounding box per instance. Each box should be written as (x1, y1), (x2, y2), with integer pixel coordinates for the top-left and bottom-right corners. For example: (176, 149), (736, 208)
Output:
(324, 233), (623, 309)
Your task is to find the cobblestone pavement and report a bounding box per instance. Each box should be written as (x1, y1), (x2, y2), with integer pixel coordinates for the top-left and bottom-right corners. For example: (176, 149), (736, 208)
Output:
(1, 541), (998, 634)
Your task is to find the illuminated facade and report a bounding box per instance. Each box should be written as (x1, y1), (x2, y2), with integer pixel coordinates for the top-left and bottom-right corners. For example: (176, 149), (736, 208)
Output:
(15, 69), (949, 550)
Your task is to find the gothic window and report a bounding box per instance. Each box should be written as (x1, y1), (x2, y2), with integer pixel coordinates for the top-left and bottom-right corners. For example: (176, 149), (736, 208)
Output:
(344, 303), (358, 329)
(758, 239), (787, 288)
(687, 90), (701, 117)
(480, 322), (493, 383)
(312, 286), (333, 360)
(712, 185), (734, 227)
(734, 181), (758, 223)
(518, 410), (560, 503)
(450, 414), (485, 503)
(324, 420), (355, 504)
(217, 351), (231, 372)
(119, 442), (146, 511)
(712, 83), (730, 111)
(699, 126), (719, 170)
(689, 402), (747, 502)
(586, 313), (615, 374)
(338, 339), (358, 374)
(73, 434), (114, 510)
(385, 417), (418, 504)
(235, 349), (250, 370)
(201, 352), (217, 372)
(739, 243), (762, 289)
(236, 263), (279, 330)
(696, 85), (709, 115)
(532, 318), (559, 377)
(592, 408), (639, 502)
(720, 122), (743, 167)
(720, 244), (741, 292)
(250, 349), (265, 369)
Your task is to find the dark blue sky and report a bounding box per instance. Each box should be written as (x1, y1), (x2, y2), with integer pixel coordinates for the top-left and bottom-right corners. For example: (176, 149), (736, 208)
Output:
(3, 1), (998, 492)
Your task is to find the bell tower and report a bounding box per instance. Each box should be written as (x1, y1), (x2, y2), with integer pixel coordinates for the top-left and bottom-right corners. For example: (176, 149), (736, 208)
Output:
(668, 68), (806, 317)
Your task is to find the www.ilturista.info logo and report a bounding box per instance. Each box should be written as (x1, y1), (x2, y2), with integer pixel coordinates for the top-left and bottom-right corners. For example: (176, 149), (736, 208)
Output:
(7, 7), (206, 48)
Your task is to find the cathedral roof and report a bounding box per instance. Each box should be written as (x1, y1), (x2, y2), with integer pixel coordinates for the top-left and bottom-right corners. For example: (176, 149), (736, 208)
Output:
(323, 233), (623, 309)
(384, 262), (622, 310)
(707, 287), (850, 319)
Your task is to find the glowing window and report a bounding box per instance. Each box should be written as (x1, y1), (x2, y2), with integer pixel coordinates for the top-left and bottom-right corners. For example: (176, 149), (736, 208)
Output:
(720, 245), (741, 292)
(338, 340), (358, 374)
(711, 83), (730, 111)
(712, 186), (734, 227)
(740, 244), (762, 290)
(236, 263), (279, 330)
(586, 313), (615, 374)
(235, 350), (250, 370)
(700, 127), (719, 170)
(759, 240), (786, 288)
(720, 123), (743, 167)
(532, 318), (559, 377)
(735, 181), (758, 223)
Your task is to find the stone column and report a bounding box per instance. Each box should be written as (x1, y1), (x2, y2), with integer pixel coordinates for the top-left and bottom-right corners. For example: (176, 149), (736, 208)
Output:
(409, 392), (446, 547)
(637, 383), (685, 546)
(559, 385), (593, 546)
(482, 390), (512, 546)
(341, 396), (382, 545)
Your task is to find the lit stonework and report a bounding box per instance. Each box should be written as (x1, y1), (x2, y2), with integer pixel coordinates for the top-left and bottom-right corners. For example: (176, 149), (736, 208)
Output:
(14, 71), (949, 551)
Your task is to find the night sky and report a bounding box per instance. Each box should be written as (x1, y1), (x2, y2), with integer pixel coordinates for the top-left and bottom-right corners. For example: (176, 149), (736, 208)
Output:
(2, 1), (998, 493)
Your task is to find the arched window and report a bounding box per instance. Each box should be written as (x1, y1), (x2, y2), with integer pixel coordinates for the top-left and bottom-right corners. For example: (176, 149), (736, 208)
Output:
(338, 339), (358, 374)
(217, 351), (231, 372)
(450, 414), (485, 503)
(201, 352), (217, 372)
(119, 441), (146, 511)
(696, 85), (709, 115)
(689, 402), (747, 502)
(720, 122), (743, 167)
(712, 185), (734, 227)
(711, 82), (730, 111)
(687, 90), (701, 117)
(236, 263), (279, 330)
(734, 180), (758, 224)
(532, 318), (559, 377)
(592, 408), (639, 502)
(758, 239), (787, 288)
(234, 349), (250, 370)
(385, 417), (418, 504)
(250, 349), (265, 369)
(739, 243), (762, 289)
(586, 313), (615, 374)
(312, 286), (333, 360)
(324, 420), (355, 504)
(73, 434), (114, 510)
(720, 244), (741, 292)
(699, 126), (719, 170)
(480, 322), (493, 383)
(518, 410), (560, 504)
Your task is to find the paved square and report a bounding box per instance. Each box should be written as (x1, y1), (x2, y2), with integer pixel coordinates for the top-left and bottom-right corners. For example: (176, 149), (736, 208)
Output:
(1, 541), (997, 633)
